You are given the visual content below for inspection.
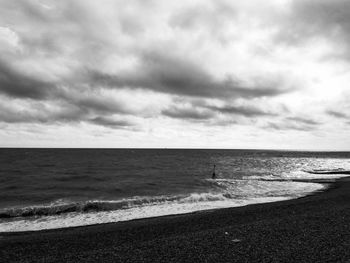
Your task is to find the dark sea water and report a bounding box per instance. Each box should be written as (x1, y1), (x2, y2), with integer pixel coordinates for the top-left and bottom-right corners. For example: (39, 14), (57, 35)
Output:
(1, 149), (350, 232)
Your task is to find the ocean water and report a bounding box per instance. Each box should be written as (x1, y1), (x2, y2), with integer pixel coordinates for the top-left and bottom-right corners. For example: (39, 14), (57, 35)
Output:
(0, 149), (350, 232)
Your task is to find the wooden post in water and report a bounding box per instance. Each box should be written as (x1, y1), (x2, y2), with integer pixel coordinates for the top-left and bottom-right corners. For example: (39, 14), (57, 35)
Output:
(212, 164), (216, 179)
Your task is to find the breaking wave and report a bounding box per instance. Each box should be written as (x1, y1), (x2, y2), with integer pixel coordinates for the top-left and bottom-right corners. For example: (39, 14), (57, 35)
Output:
(0, 179), (325, 231)
(0, 196), (182, 219)
(0, 193), (232, 219)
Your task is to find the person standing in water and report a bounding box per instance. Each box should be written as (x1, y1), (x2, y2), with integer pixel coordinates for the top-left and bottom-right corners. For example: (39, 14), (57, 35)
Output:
(212, 164), (216, 179)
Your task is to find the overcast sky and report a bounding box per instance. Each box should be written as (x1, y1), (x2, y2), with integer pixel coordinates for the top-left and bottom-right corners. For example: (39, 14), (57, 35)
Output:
(0, 0), (350, 149)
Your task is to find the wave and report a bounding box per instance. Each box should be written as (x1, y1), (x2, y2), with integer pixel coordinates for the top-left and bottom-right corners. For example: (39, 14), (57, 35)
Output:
(0, 176), (328, 232)
(0, 191), (238, 219)
(0, 197), (172, 219)
(0, 195), (296, 232)
(243, 168), (350, 181)
(0, 177), (324, 220)
(1, 174), (329, 220)
(303, 169), (350, 175)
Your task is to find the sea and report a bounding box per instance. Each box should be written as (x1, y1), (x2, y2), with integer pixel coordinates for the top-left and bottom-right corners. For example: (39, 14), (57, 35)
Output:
(1, 149), (350, 232)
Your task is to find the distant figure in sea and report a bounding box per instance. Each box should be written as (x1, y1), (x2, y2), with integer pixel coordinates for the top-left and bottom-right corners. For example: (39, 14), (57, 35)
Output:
(212, 164), (216, 179)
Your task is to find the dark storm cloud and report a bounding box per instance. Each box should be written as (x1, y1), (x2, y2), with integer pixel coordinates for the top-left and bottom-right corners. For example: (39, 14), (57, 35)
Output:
(326, 110), (348, 119)
(0, 61), (55, 99)
(89, 51), (289, 99)
(89, 116), (135, 128)
(162, 106), (214, 120)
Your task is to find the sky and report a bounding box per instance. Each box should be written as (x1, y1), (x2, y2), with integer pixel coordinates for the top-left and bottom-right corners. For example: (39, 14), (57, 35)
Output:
(0, 0), (350, 150)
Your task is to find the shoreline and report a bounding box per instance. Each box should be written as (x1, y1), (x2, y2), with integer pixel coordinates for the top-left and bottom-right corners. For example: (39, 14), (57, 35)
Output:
(0, 177), (331, 234)
(1, 177), (350, 262)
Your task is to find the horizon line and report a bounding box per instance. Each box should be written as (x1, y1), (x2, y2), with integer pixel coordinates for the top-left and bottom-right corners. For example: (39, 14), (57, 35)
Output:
(0, 147), (349, 152)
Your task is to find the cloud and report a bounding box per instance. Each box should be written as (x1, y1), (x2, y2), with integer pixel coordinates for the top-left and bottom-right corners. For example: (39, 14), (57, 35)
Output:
(0, 100), (85, 124)
(206, 104), (276, 117)
(326, 110), (348, 119)
(89, 51), (289, 100)
(89, 116), (135, 128)
(0, 60), (141, 128)
(58, 88), (136, 116)
(1, 0), (350, 148)
(291, 0), (350, 36)
(276, 0), (350, 58)
(266, 116), (321, 131)
(169, 1), (237, 35)
(0, 94), (140, 130)
(266, 122), (316, 132)
(0, 99), (137, 130)
(75, 97), (127, 115)
(0, 61), (55, 99)
(162, 106), (214, 120)
(286, 116), (321, 126)
(161, 97), (283, 127)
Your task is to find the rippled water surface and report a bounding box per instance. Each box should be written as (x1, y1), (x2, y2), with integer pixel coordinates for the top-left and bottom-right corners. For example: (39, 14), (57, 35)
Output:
(1, 149), (350, 231)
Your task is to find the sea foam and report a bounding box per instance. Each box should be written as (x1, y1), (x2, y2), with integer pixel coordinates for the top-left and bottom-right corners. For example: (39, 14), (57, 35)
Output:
(0, 179), (326, 232)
